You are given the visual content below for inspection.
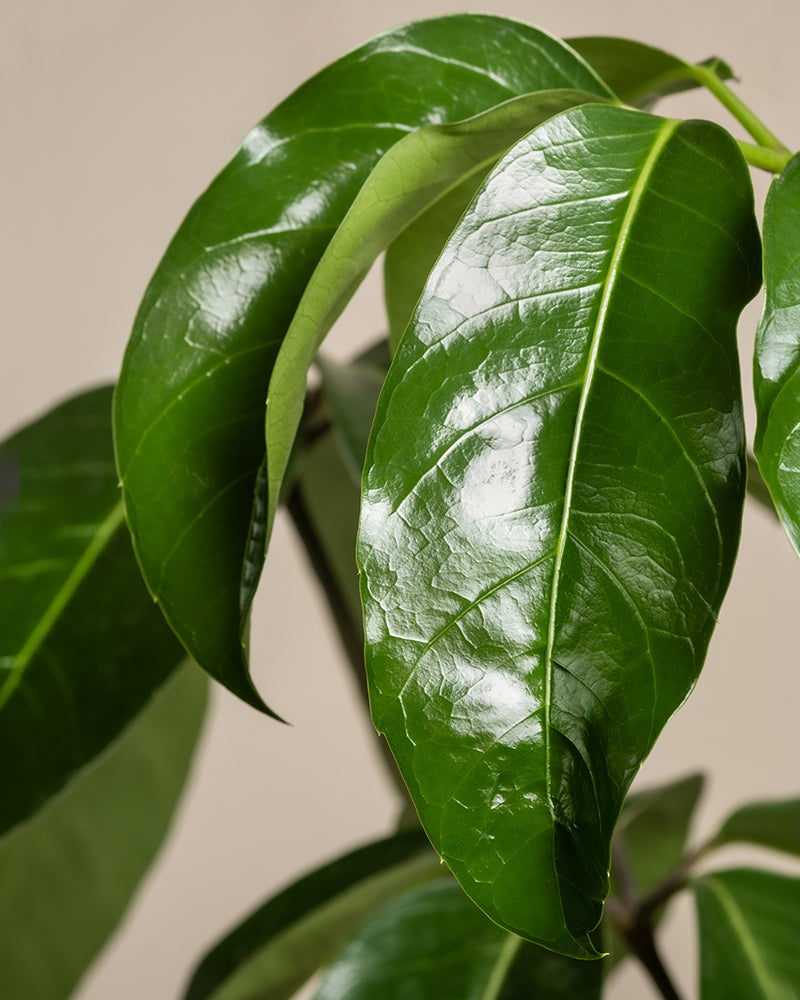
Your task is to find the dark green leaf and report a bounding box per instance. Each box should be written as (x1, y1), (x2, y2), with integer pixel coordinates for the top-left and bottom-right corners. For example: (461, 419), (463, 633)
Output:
(694, 869), (800, 999)
(264, 89), (616, 535)
(183, 830), (438, 1000)
(754, 153), (800, 555)
(709, 797), (800, 858)
(114, 14), (614, 711)
(384, 172), (492, 353)
(313, 879), (602, 1000)
(316, 353), (388, 484)
(567, 37), (734, 109)
(615, 772), (704, 895)
(0, 386), (187, 835)
(0, 660), (207, 1000)
(358, 104), (760, 954)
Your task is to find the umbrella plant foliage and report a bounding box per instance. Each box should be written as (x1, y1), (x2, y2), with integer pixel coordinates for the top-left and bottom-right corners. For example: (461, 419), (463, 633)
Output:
(3, 12), (800, 1000)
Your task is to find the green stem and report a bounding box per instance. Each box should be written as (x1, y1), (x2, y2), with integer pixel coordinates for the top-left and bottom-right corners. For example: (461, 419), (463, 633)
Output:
(691, 63), (790, 154)
(738, 141), (792, 175)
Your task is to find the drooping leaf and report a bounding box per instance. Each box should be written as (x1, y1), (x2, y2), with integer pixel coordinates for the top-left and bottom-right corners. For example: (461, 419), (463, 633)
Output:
(694, 869), (800, 999)
(183, 830), (437, 1000)
(0, 386), (187, 836)
(384, 172), (492, 353)
(754, 153), (800, 555)
(615, 772), (705, 896)
(568, 36), (734, 109)
(114, 14), (615, 712)
(313, 879), (602, 1000)
(708, 797), (800, 858)
(358, 104), (760, 954)
(264, 89), (616, 536)
(0, 660), (207, 1000)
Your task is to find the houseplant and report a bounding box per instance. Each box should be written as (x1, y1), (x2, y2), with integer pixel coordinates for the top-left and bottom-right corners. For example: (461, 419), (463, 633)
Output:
(2, 11), (800, 997)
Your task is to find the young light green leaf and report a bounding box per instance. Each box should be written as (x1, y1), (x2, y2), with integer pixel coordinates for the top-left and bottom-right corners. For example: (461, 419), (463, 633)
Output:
(694, 869), (800, 999)
(0, 386), (187, 836)
(567, 36), (733, 109)
(313, 879), (602, 1000)
(359, 104), (760, 955)
(0, 660), (207, 1000)
(264, 89), (616, 537)
(754, 153), (800, 556)
(708, 797), (800, 858)
(183, 830), (437, 1000)
(114, 13), (615, 713)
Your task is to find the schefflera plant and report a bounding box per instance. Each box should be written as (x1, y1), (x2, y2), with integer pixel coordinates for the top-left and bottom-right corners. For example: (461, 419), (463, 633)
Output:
(5, 12), (800, 1000)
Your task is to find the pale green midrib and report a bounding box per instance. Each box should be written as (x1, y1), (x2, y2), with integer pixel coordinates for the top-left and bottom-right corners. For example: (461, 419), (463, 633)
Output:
(702, 876), (783, 998)
(0, 500), (125, 712)
(480, 934), (523, 1000)
(542, 118), (680, 932)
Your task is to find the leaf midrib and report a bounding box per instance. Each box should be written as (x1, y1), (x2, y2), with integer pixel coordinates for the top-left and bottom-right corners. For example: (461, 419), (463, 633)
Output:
(0, 500), (125, 712)
(542, 117), (679, 923)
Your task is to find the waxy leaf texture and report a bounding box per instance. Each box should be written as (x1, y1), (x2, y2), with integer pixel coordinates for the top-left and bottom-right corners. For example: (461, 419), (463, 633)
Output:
(359, 104), (760, 953)
(114, 14), (613, 712)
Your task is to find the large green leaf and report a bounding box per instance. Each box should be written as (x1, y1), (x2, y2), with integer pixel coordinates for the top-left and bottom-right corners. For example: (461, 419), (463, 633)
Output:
(694, 869), (800, 999)
(0, 660), (207, 1000)
(263, 88), (616, 537)
(0, 386), (187, 836)
(313, 879), (602, 1000)
(183, 830), (437, 1000)
(754, 153), (800, 555)
(567, 37), (733, 110)
(113, 14), (614, 712)
(358, 104), (760, 954)
(708, 797), (800, 858)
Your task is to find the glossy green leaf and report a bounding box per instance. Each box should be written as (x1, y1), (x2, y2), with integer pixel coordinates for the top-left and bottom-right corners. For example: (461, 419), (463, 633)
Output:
(264, 89), (616, 536)
(0, 660), (207, 1000)
(568, 37), (733, 110)
(313, 879), (602, 1000)
(708, 797), (800, 857)
(0, 386), (187, 836)
(359, 104), (760, 954)
(615, 772), (704, 895)
(694, 869), (800, 999)
(384, 172), (491, 353)
(114, 14), (615, 713)
(183, 830), (437, 1000)
(754, 153), (800, 555)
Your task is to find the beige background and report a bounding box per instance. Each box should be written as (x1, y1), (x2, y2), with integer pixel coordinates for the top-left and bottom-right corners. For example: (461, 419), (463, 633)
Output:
(3, 1), (799, 997)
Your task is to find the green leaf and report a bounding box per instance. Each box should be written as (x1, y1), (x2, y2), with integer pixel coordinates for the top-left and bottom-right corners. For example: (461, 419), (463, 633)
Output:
(694, 869), (800, 999)
(0, 660), (207, 1000)
(615, 772), (704, 896)
(183, 830), (438, 1000)
(313, 879), (602, 1000)
(567, 36), (734, 110)
(114, 14), (614, 712)
(358, 104), (760, 955)
(709, 797), (800, 858)
(0, 386), (187, 836)
(264, 88), (616, 537)
(754, 153), (800, 556)
(384, 172), (493, 353)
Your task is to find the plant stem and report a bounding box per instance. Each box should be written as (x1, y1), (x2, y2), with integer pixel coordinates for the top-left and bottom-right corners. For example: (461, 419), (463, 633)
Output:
(625, 922), (685, 1000)
(692, 62), (791, 155)
(738, 140), (792, 175)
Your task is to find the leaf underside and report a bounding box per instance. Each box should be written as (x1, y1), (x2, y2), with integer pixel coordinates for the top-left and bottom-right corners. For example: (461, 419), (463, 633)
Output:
(113, 14), (614, 711)
(359, 104), (759, 953)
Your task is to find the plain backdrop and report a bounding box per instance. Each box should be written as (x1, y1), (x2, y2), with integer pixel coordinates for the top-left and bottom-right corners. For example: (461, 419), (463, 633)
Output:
(3, 1), (800, 998)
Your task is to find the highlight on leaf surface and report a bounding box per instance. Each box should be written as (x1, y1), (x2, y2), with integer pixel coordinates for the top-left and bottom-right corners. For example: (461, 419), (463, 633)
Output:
(359, 103), (760, 954)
